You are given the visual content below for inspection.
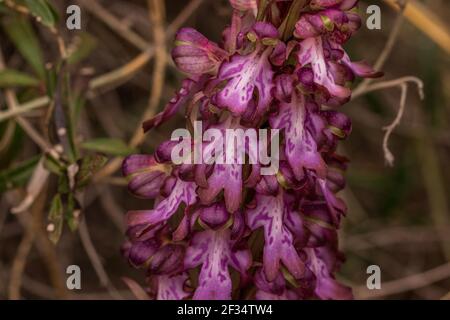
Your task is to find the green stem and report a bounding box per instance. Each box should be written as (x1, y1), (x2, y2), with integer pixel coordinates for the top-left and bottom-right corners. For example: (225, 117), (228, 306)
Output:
(279, 0), (307, 41)
(256, 0), (270, 21)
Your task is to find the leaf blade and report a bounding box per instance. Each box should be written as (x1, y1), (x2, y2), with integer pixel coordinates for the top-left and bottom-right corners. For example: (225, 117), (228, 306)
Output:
(0, 69), (40, 88)
(81, 138), (135, 156)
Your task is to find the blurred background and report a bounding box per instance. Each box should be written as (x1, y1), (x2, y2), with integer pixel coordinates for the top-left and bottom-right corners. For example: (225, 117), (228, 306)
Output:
(0, 0), (449, 300)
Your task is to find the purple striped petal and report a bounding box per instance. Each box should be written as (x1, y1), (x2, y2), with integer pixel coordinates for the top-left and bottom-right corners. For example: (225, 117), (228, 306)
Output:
(185, 227), (251, 300)
(214, 49), (274, 116)
(270, 92), (326, 180)
(246, 192), (305, 281)
(126, 179), (197, 239)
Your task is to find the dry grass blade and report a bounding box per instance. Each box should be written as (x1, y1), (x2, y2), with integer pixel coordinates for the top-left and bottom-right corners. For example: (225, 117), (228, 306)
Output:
(384, 0), (450, 55)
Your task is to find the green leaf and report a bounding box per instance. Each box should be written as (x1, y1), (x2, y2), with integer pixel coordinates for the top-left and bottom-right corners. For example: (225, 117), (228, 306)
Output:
(75, 154), (108, 189)
(81, 138), (135, 156)
(57, 174), (70, 194)
(43, 153), (65, 176)
(24, 0), (57, 28)
(0, 3), (8, 13)
(65, 193), (80, 232)
(48, 194), (63, 244)
(68, 33), (97, 65)
(0, 156), (40, 192)
(2, 16), (46, 78)
(0, 69), (40, 88)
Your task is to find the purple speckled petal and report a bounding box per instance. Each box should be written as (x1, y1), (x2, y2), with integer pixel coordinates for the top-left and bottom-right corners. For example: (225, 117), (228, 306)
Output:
(123, 155), (169, 199)
(198, 163), (243, 213)
(143, 77), (206, 132)
(155, 273), (190, 300)
(274, 74), (294, 102)
(127, 239), (159, 267)
(199, 202), (230, 229)
(318, 179), (347, 226)
(149, 244), (185, 275)
(298, 37), (351, 100)
(126, 179), (197, 239)
(305, 248), (353, 300)
(214, 49), (274, 116)
(246, 192), (305, 281)
(252, 22), (279, 39)
(270, 92), (326, 179)
(254, 257), (299, 301)
(184, 210), (251, 300)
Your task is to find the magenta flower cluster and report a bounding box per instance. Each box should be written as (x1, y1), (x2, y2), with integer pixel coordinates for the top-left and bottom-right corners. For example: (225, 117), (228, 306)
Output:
(122, 0), (381, 300)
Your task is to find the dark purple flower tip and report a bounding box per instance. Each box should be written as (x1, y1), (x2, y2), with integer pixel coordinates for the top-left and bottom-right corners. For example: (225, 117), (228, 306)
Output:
(199, 203), (231, 230)
(322, 110), (352, 139)
(155, 140), (180, 163)
(339, 0), (359, 10)
(185, 228), (252, 300)
(126, 211), (160, 240)
(148, 244), (185, 275)
(255, 175), (279, 196)
(214, 48), (274, 117)
(197, 163), (243, 213)
(318, 179), (347, 226)
(231, 210), (246, 242)
(151, 273), (191, 300)
(274, 74), (294, 102)
(295, 8), (361, 44)
(348, 60), (384, 78)
(254, 268), (286, 296)
(122, 155), (170, 199)
(143, 77), (206, 132)
(251, 22), (279, 41)
(127, 239), (160, 268)
(247, 192), (306, 282)
(297, 67), (315, 89)
(305, 248), (353, 300)
(270, 41), (287, 66)
(172, 28), (227, 76)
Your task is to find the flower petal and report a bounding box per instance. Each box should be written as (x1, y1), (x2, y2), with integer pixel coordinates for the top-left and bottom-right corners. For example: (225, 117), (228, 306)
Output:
(270, 92), (326, 179)
(246, 192), (305, 281)
(126, 179), (197, 239)
(214, 49), (274, 117)
(154, 273), (190, 300)
(298, 37), (351, 100)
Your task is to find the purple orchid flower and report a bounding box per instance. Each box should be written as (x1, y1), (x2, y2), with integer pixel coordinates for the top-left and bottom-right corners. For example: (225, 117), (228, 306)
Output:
(122, 0), (381, 300)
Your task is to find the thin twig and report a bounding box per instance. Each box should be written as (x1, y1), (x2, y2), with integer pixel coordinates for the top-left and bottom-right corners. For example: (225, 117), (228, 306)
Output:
(355, 261), (450, 299)
(352, 76), (424, 166)
(355, 2), (406, 94)
(8, 184), (47, 299)
(0, 96), (50, 123)
(78, 219), (123, 300)
(1, 0), (205, 123)
(383, 0), (450, 55)
(3, 0), (67, 59)
(131, 0), (167, 147)
(382, 83), (407, 166)
(77, 0), (149, 51)
(0, 48), (54, 152)
(93, 0), (203, 181)
(416, 107), (450, 261)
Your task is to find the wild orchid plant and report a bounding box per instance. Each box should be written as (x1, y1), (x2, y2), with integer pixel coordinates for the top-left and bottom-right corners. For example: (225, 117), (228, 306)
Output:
(122, 0), (382, 300)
